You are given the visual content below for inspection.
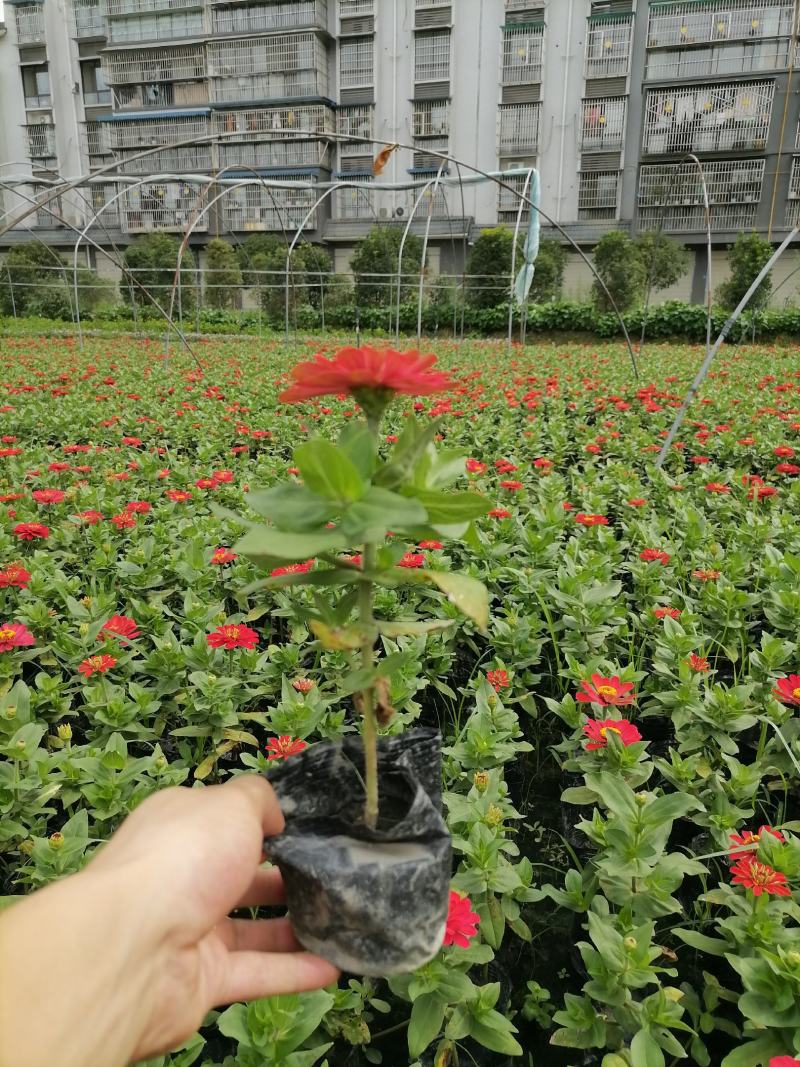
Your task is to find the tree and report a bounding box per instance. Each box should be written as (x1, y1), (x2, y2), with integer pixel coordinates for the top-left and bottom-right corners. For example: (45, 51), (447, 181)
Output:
(465, 230), (566, 309)
(204, 239), (242, 309)
(121, 233), (197, 313)
(350, 225), (424, 308)
(717, 232), (774, 311)
(592, 231), (646, 312)
(634, 232), (691, 294)
(0, 243), (108, 319)
(236, 235), (330, 322)
(531, 239), (567, 303)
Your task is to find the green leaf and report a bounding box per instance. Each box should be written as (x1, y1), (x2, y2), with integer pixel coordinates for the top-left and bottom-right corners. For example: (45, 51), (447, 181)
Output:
(234, 526), (348, 567)
(673, 929), (729, 957)
(631, 1029), (665, 1067)
(377, 619), (454, 638)
(408, 994), (446, 1059)
(720, 1034), (786, 1067)
(338, 423), (377, 480)
(295, 439), (366, 504)
(245, 485), (336, 531)
(403, 488), (490, 524)
(477, 895), (505, 949)
(583, 772), (638, 818)
(396, 569), (489, 630)
(641, 792), (702, 829)
(340, 486), (428, 542)
(376, 419), (440, 490)
(468, 1013), (523, 1057)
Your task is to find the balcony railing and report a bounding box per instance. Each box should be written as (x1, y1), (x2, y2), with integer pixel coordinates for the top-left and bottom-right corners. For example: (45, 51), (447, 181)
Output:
(214, 104), (334, 138)
(585, 16), (633, 80)
(113, 80), (209, 109)
(497, 173), (532, 221)
(581, 97), (627, 152)
(25, 123), (56, 159)
(107, 11), (207, 43)
(335, 180), (374, 219)
(211, 0), (327, 35)
(87, 186), (120, 228)
(73, 0), (106, 38)
(106, 0), (204, 14)
(121, 182), (209, 233)
(117, 144), (213, 173)
(645, 39), (791, 79)
(83, 89), (113, 106)
(105, 113), (210, 149)
(209, 33), (327, 77)
(415, 31), (451, 82)
(642, 80), (775, 155)
(210, 71), (324, 103)
(338, 0), (373, 13)
(337, 104), (374, 153)
(218, 139), (329, 169)
(220, 181), (319, 232)
(502, 26), (544, 85)
(578, 171), (620, 220)
(638, 157), (765, 230)
(15, 4), (46, 45)
(647, 1), (795, 49)
(82, 121), (114, 164)
(102, 45), (207, 85)
(498, 102), (541, 153)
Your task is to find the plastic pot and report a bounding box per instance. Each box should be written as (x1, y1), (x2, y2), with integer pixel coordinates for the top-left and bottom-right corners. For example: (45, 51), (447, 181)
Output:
(264, 728), (451, 976)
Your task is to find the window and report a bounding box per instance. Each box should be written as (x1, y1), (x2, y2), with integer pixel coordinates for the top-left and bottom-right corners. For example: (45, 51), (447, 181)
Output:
(578, 171), (620, 220)
(585, 16), (633, 79)
(642, 80), (775, 156)
(638, 158), (765, 232)
(339, 36), (374, 87)
(502, 26), (544, 84)
(415, 31), (451, 82)
(22, 65), (51, 109)
(499, 102), (541, 153)
(581, 97), (627, 151)
(413, 100), (449, 137)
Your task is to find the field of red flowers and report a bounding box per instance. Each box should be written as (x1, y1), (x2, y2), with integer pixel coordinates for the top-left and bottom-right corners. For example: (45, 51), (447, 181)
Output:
(3, 333), (800, 1067)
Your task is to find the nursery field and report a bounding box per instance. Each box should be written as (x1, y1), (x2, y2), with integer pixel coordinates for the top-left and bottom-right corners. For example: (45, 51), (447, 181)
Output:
(4, 333), (800, 1067)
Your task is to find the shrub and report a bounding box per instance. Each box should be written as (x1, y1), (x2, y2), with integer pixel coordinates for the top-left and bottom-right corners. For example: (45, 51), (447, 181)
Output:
(466, 227), (518, 309)
(717, 231), (774, 311)
(121, 233), (197, 313)
(635, 232), (691, 294)
(0, 244), (108, 319)
(592, 231), (646, 312)
(204, 239), (242, 309)
(349, 225), (424, 307)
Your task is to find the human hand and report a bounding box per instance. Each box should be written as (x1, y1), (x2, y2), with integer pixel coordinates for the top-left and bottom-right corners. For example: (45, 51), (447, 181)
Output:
(0, 776), (340, 1067)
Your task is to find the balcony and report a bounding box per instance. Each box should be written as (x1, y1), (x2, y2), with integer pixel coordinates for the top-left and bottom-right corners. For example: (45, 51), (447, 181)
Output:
(31, 186), (65, 228)
(578, 170), (620, 220)
(102, 45), (207, 85)
(413, 99), (449, 137)
(104, 113), (211, 149)
(87, 185), (120, 228)
(117, 144), (213, 173)
(73, 0), (106, 38)
(107, 10), (208, 44)
(107, 0), (204, 13)
(647, 1), (795, 49)
(220, 179), (319, 232)
(580, 97), (627, 152)
(218, 139), (330, 169)
(81, 121), (114, 167)
(84, 89), (113, 106)
(214, 104), (334, 139)
(642, 80), (775, 155)
(339, 0), (373, 14)
(211, 1), (328, 35)
(14, 4), (46, 46)
(498, 173), (532, 223)
(415, 0), (451, 30)
(113, 81), (209, 110)
(334, 179), (374, 220)
(121, 181), (209, 234)
(502, 25), (544, 85)
(25, 123), (56, 162)
(645, 39), (791, 79)
(585, 15), (634, 80)
(336, 103), (374, 153)
(209, 34), (328, 103)
(637, 158), (765, 232)
(499, 102), (541, 154)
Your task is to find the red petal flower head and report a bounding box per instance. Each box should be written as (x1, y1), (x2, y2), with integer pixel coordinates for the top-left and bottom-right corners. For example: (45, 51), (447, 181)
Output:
(279, 346), (454, 404)
(270, 560), (315, 578)
(583, 718), (642, 750)
(211, 547), (237, 566)
(486, 669), (509, 692)
(292, 678), (315, 693)
(78, 654), (117, 677)
(443, 890), (480, 949)
(729, 825), (785, 862)
(488, 507), (511, 519)
(774, 675), (800, 706)
(686, 653), (710, 672)
(207, 623), (259, 650)
(769, 1057), (800, 1066)
(730, 857), (791, 897)
(0, 563), (31, 589)
(577, 673), (636, 707)
(266, 735), (308, 761)
(0, 622), (35, 652)
(398, 552), (426, 569)
(13, 522), (50, 541)
(640, 548), (670, 564)
(102, 615), (140, 643)
(32, 488), (65, 505)
(653, 606), (681, 620)
(575, 513), (609, 527)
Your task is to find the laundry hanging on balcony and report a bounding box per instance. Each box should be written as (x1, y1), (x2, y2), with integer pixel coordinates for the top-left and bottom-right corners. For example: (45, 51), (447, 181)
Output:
(513, 168), (540, 308)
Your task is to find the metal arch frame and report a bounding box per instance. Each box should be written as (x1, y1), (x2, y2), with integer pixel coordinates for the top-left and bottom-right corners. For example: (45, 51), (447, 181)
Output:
(0, 129), (641, 378)
(507, 168), (534, 352)
(684, 153), (714, 365)
(415, 162), (449, 345)
(395, 164), (447, 343)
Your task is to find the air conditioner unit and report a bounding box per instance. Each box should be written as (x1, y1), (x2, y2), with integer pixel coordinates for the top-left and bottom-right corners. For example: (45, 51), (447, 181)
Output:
(379, 207), (389, 218)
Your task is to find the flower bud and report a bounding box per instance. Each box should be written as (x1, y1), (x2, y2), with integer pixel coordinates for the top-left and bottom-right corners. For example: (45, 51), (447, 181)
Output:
(486, 804), (504, 827)
(154, 756), (167, 771)
(79, 623), (90, 636)
(57, 723), (72, 742)
(48, 832), (64, 851)
(787, 951), (800, 968)
(635, 792), (649, 806)
(624, 937), (637, 950)
(473, 771), (490, 792)
(4, 706), (16, 720)
(19, 839), (34, 855)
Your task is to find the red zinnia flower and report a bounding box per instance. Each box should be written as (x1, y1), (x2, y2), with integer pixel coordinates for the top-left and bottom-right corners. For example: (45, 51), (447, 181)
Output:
(627, 498), (647, 507)
(75, 510), (104, 525)
(774, 445), (795, 458)
(488, 508), (511, 519)
(398, 552), (426, 569)
(693, 569), (721, 581)
(730, 857), (791, 897)
(0, 622), (34, 652)
(78, 653), (117, 678)
(705, 482), (730, 494)
(195, 478), (217, 490)
(266, 735), (308, 761)
(577, 674), (635, 707)
(279, 346), (453, 403)
(443, 890), (480, 949)
(500, 479), (523, 491)
(486, 669), (509, 692)
(166, 489), (192, 503)
(686, 654), (710, 672)
(110, 512), (136, 529)
(729, 825), (785, 862)
(0, 563), (31, 589)
(292, 678), (315, 693)
(775, 463), (800, 475)
(575, 513), (609, 527)
(0, 493), (24, 503)
(640, 548), (670, 564)
(124, 501), (150, 514)
(466, 458), (487, 474)
(211, 547), (237, 565)
(583, 718), (642, 750)
(207, 623), (259, 650)
(773, 675), (800, 706)
(653, 606), (681, 620)
(418, 540), (443, 550)
(270, 560), (315, 578)
(212, 469), (234, 484)
(102, 615), (140, 643)
(769, 1057), (800, 1066)
(32, 489), (65, 505)
(13, 523), (50, 541)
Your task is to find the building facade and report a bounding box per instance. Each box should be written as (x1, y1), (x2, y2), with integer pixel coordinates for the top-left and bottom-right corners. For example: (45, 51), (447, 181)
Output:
(0, 0), (798, 295)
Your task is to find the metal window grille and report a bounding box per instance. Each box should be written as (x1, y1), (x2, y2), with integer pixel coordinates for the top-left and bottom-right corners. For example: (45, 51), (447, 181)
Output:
(121, 182), (209, 234)
(415, 0), (450, 6)
(209, 34), (327, 102)
(638, 158), (765, 231)
(72, 0), (106, 38)
(106, 0), (203, 14)
(212, 1), (327, 36)
(786, 159), (800, 225)
(337, 104), (374, 154)
(15, 4), (46, 45)
(108, 10), (207, 43)
(339, 36), (374, 87)
(25, 123), (56, 160)
(585, 17), (633, 79)
(335, 177), (374, 219)
(87, 183), (120, 227)
(214, 104), (334, 139)
(502, 26), (544, 85)
(645, 39), (791, 78)
(581, 97), (627, 151)
(220, 180), (318, 231)
(339, 0), (373, 14)
(105, 113), (210, 149)
(497, 173), (532, 222)
(82, 121), (112, 162)
(218, 139), (328, 169)
(642, 80), (775, 155)
(647, 1), (795, 49)
(413, 100), (449, 137)
(102, 46), (208, 85)
(32, 184), (64, 228)
(113, 80), (209, 110)
(578, 170), (620, 220)
(118, 144), (214, 174)
(415, 32), (451, 82)
(498, 102), (541, 152)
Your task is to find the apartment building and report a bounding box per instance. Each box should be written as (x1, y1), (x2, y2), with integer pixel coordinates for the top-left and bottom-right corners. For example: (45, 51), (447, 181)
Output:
(0, 0), (798, 296)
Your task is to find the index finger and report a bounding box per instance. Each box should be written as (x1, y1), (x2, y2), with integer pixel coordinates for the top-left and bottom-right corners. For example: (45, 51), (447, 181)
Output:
(223, 775), (285, 839)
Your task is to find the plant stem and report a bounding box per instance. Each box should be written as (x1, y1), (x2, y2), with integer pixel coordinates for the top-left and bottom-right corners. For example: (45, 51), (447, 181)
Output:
(360, 540), (379, 828)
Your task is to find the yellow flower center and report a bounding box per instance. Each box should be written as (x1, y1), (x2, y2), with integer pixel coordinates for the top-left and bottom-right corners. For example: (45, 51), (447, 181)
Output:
(599, 725), (621, 738)
(0, 628), (16, 641)
(747, 862), (772, 886)
(792, 687), (800, 699)
(597, 685), (617, 697)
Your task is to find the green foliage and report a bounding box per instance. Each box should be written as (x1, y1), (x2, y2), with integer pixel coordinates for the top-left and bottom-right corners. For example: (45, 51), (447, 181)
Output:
(466, 227), (518, 309)
(120, 233), (197, 312)
(717, 232), (774, 311)
(236, 235), (330, 322)
(635, 232), (691, 294)
(0, 244), (109, 319)
(592, 231), (647, 313)
(204, 239), (242, 309)
(349, 225), (424, 307)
